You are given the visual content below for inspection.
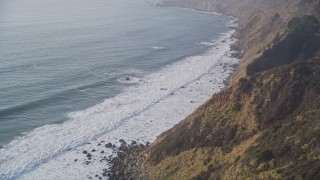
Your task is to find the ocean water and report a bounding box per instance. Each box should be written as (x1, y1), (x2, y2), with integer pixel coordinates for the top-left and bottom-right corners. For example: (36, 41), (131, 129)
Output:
(0, 0), (238, 179)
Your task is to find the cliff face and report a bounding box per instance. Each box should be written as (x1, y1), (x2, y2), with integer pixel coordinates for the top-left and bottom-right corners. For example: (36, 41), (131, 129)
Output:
(141, 0), (320, 179)
(161, 0), (320, 81)
(247, 15), (320, 75)
(146, 61), (320, 179)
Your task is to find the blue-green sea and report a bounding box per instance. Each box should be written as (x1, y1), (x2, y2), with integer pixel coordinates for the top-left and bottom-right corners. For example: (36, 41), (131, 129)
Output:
(0, 0), (229, 147)
(0, 0), (236, 179)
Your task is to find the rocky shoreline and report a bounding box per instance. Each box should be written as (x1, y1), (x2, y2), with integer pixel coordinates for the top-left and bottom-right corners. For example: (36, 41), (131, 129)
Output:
(76, 139), (149, 179)
(106, 141), (149, 180)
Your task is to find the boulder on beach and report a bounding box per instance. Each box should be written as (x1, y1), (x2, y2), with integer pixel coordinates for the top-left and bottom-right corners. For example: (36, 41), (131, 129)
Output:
(105, 142), (112, 148)
(131, 140), (137, 145)
(119, 139), (126, 144)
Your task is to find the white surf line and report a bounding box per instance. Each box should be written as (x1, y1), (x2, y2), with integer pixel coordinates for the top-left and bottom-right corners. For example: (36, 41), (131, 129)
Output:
(0, 30), (236, 180)
(24, 45), (239, 179)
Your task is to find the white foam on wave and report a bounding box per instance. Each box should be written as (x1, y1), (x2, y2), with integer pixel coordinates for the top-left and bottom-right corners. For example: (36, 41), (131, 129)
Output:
(0, 30), (239, 180)
(152, 46), (164, 50)
(197, 41), (216, 46)
(106, 68), (145, 78)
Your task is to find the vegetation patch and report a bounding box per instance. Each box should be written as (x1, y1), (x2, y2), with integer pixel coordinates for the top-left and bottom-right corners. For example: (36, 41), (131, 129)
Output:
(232, 103), (242, 112)
(234, 155), (241, 163)
(258, 150), (274, 162)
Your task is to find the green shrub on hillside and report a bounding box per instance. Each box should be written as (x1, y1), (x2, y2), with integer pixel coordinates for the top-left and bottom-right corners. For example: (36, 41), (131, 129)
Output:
(258, 150), (273, 162)
(232, 103), (242, 112)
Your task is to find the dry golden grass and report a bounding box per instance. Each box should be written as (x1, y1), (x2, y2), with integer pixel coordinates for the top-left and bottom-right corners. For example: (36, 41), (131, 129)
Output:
(141, 0), (320, 179)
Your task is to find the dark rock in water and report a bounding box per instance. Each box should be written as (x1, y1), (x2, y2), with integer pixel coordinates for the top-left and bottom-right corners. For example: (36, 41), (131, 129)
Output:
(101, 150), (105, 154)
(180, 86), (186, 89)
(125, 77), (130, 81)
(95, 174), (99, 177)
(102, 172), (107, 176)
(131, 140), (137, 145)
(83, 150), (88, 154)
(99, 177), (102, 180)
(119, 139), (125, 143)
(170, 92), (174, 95)
(98, 143), (101, 146)
(92, 149), (96, 152)
(105, 143), (112, 148)
(87, 153), (92, 158)
(221, 40), (226, 43)
(85, 161), (90, 165)
(160, 88), (168, 90)
(74, 159), (78, 162)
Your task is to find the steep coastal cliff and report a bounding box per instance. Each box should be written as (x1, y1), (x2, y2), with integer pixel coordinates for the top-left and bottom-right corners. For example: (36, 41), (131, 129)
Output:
(163, 0), (319, 79)
(109, 0), (320, 179)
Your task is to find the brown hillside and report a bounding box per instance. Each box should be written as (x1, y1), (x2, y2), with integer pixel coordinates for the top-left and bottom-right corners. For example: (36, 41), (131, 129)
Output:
(107, 0), (320, 179)
(145, 60), (320, 179)
(141, 0), (320, 179)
